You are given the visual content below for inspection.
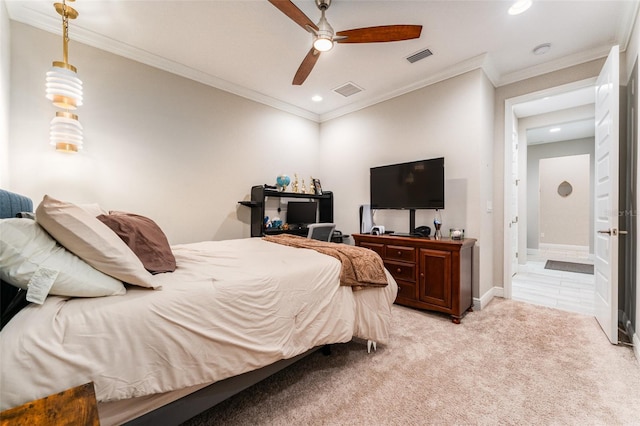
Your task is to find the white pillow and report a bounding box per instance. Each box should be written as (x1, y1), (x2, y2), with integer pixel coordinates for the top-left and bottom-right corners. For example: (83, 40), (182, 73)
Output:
(0, 218), (126, 299)
(35, 195), (159, 289)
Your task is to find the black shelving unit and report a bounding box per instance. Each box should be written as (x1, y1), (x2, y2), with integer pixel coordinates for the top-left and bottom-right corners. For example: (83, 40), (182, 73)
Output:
(239, 185), (333, 237)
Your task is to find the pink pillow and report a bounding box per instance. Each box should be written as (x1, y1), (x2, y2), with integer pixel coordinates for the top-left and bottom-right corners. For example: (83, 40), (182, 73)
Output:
(97, 212), (176, 274)
(35, 195), (159, 289)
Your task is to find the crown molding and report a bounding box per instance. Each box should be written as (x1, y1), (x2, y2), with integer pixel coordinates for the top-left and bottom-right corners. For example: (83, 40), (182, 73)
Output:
(6, 3), (322, 123)
(7, 1), (635, 124)
(319, 54), (492, 122)
(496, 44), (620, 87)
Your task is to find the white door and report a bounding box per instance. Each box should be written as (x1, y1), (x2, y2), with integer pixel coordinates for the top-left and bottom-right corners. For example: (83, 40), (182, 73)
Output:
(594, 45), (620, 344)
(510, 125), (519, 276)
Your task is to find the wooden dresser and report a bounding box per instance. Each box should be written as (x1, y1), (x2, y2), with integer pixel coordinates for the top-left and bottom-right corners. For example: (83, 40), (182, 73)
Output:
(353, 234), (476, 323)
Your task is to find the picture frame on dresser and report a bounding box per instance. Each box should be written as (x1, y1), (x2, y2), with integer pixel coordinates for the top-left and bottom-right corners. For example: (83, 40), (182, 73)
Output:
(313, 178), (323, 195)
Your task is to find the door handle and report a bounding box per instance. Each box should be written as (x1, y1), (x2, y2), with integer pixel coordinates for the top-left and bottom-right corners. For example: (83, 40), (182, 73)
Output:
(598, 228), (618, 236)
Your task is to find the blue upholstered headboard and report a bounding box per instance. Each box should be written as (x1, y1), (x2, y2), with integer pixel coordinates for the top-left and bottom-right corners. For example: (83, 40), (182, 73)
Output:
(1, 189), (35, 328)
(0, 189), (33, 220)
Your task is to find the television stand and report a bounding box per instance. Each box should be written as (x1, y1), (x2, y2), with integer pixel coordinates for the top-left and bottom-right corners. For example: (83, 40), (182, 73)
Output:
(409, 209), (416, 233)
(353, 233), (475, 324)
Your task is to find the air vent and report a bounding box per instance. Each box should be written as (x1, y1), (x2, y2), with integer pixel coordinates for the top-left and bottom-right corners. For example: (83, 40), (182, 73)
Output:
(406, 48), (433, 64)
(333, 82), (364, 97)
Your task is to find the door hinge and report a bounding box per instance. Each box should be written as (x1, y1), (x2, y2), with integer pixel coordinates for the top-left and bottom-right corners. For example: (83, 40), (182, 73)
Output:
(515, 252), (519, 258)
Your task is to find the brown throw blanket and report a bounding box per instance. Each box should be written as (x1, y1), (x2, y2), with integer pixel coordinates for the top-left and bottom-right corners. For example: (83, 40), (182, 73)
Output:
(263, 234), (388, 290)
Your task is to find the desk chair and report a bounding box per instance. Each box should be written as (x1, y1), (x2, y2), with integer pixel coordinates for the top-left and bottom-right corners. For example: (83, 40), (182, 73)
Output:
(307, 223), (336, 242)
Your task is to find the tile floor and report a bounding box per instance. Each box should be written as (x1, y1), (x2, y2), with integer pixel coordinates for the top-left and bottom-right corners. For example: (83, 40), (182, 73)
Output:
(511, 248), (595, 316)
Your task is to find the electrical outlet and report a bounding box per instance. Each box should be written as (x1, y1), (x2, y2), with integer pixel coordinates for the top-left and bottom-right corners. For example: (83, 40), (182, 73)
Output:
(540, 232), (545, 238)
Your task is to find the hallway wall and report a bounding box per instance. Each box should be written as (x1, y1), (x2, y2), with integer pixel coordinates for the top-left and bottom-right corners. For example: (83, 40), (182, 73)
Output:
(528, 139), (595, 251)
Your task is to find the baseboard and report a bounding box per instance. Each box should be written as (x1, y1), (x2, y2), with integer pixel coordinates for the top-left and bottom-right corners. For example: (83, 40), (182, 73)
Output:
(538, 243), (590, 253)
(634, 332), (640, 365)
(474, 286), (504, 311)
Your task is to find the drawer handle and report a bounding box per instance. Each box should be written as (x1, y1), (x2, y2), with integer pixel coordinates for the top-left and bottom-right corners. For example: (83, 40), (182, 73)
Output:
(397, 251), (402, 256)
(420, 273), (424, 278)
(396, 268), (402, 273)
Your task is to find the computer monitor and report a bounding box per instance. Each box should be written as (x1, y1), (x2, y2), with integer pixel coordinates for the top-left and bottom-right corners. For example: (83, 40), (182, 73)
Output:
(286, 201), (317, 226)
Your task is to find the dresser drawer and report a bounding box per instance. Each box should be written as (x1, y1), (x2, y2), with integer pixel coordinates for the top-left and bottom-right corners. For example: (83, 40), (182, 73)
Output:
(385, 245), (416, 263)
(384, 260), (416, 282)
(395, 279), (416, 301)
(360, 242), (385, 257)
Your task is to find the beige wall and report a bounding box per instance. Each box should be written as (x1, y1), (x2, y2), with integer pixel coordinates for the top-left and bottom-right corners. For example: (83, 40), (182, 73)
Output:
(8, 22), (320, 244)
(538, 154), (590, 246)
(0, 1), (9, 187)
(319, 68), (495, 299)
(526, 138), (595, 251)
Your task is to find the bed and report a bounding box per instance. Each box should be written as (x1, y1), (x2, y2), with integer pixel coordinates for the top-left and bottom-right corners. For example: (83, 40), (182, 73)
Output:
(0, 189), (397, 425)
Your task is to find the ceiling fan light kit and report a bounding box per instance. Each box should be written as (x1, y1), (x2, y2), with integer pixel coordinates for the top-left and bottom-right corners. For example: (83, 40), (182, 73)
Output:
(313, 37), (333, 52)
(268, 0), (423, 85)
(312, 2), (335, 52)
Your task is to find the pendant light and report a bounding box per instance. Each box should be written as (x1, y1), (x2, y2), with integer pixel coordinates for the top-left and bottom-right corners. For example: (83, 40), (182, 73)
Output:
(46, 0), (83, 153)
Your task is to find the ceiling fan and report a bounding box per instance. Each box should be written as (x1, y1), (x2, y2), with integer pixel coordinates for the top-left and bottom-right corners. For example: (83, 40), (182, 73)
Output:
(268, 0), (423, 85)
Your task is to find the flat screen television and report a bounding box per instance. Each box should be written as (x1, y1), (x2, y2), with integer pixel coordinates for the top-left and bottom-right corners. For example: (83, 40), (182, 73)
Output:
(286, 201), (317, 226)
(370, 157), (444, 210)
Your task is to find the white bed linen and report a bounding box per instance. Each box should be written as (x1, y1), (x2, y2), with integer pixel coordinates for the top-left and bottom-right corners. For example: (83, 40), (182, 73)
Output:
(0, 238), (397, 414)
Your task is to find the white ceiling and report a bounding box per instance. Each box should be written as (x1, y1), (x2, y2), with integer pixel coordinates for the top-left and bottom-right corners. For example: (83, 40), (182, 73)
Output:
(515, 85), (596, 144)
(5, 0), (638, 122)
(526, 118), (595, 145)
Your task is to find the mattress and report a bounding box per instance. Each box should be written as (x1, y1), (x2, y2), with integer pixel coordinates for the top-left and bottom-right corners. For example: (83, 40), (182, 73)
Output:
(0, 237), (397, 415)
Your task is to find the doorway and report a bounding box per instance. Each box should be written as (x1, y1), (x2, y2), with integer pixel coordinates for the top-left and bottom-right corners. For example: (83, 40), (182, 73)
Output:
(503, 78), (597, 315)
(513, 152), (595, 316)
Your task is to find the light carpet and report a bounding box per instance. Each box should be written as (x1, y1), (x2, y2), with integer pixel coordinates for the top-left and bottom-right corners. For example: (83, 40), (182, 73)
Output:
(182, 298), (640, 425)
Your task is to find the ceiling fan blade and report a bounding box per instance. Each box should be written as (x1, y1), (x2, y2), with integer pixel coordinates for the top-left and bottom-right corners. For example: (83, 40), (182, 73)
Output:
(293, 48), (321, 85)
(336, 25), (422, 43)
(268, 0), (318, 32)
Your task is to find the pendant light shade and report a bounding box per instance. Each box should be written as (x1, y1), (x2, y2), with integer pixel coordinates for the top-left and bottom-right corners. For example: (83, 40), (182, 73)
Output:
(46, 62), (83, 110)
(46, 0), (83, 152)
(50, 111), (83, 153)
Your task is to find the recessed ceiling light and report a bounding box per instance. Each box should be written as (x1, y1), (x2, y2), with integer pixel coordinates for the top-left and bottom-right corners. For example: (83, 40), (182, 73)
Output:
(533, 43), (551, 55)
(312, 95), (323, 102)
(549, 127), (561, 133)
(508, 0), (532, 15)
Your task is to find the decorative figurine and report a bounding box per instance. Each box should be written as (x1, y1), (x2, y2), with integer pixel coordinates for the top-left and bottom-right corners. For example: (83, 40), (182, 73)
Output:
(301, 179), (306, 194)
(276, 174), (291, 192)
(309, 177), (315, 194)
(433, 210), (443, 240)
(292, 174), (299, 193)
